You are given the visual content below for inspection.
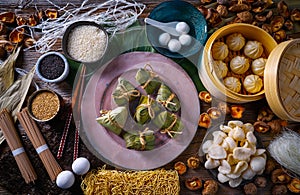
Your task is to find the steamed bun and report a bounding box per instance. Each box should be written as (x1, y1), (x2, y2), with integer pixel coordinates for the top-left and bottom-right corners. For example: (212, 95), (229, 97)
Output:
(226, 33), (246, 51)
(214, 60), (228, 78)
(244, 41), (264, 59)
(243, 74), (263, 93)
(224, 77), (241, 93)
(212, 41), (229, 60)
(230, 56), (250, 74)
(251, 58), (267, 76)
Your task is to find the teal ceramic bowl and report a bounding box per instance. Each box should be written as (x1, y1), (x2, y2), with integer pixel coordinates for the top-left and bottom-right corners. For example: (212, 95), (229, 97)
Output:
(146, 0), (207, 58)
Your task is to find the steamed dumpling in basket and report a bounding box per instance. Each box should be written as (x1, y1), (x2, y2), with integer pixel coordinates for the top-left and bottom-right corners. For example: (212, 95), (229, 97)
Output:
(112, 77), (140, 106)
(135, 64), (161, 94)
(156, 84), (181, 112)
(153, 111), (184, 138)
(244, 40), (264, 59)
(226, 33), (246, 51)
(96, 106), (128, 135)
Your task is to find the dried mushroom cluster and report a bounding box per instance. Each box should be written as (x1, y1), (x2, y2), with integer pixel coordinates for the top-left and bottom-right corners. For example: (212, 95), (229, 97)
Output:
(202, 120), (267, 188)
(211, 33), (266, 95)
(197, 0), (300, 43)
(0, 9), (58, 59)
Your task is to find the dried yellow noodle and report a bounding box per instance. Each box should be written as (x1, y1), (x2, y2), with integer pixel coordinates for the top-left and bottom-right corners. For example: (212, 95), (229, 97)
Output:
(81, 167), (180, 195)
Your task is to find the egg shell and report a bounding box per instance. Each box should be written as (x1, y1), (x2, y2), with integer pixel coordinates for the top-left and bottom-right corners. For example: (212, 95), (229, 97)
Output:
(179, 34), (192, 46)
(176, 22), (190, 34)
(56, 170), (75, 189)
(72, 157), (90, 175)
(168, 39), (181, 52)
(158, 32), (171, 46)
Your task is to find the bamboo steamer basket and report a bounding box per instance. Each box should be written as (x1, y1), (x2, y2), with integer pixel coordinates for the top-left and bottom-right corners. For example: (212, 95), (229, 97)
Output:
(199, 23), (278, 103)
(264, 39), (300, 122)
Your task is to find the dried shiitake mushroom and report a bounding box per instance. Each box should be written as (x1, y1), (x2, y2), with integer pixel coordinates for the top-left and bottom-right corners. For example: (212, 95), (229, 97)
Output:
(199, 113), (211, 128)
(230, 105), (245, 119)
(207, 107), (222, 120)
(45, 8), (58, 19)
(273, 29), (286, 43)
(28, 14), (38, 26)
(36, 10), (45, 21)
(253, 121), (270, 133)
(284, 19), (293, 31)
(216, 5), (228, 17)
(199, 91), (212, 103)
(217, 102), (230, 115)
(271, 168), (291, 184)
(0, 22), (6, 35)
(228, 1), (251, 12)
(4, 41), (15, 53)
(0, 12), (16, 24)
(267, 119), (286, 134)
(187, 156), (200, 169)
(16, 16), (27, 26)
(206, 8), (222, 27)
(197, 5), (209, 18)
(9, 28), (25, 44)
(272, 184), (288, 195)
(277, 0), (289, 18)
(287, 178), (300, 193)
(271, 16), (285, 32)
(243, 183), (257, 195)
(24, 38), (36, 48)
(257, 107), (274, 122)
(264, 158), (278, 174)
(185, 177), (203, 191)
(202, 179), (218, 195)
(290, 9), (300, 22)
(262, 23), (272, 34)
(174, 161), (187, 175)
(255, 176), (267, 188)
(237, 11), (253, 23)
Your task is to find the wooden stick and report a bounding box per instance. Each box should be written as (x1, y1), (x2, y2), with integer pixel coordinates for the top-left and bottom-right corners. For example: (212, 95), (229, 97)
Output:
(0, 109), (37, 183)
(17, 108), (62, 181)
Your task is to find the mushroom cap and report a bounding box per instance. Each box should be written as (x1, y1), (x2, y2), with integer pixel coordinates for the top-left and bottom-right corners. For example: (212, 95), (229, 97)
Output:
(233, 147), (252, 161)
(208, 145), (227, 159)
(233, 126), (246, 141)
(250, 156), (266, 173)
(205, 156), (221, 169)
(242, 167), (256, 180)
(217, 172), (230, 183)
(218, 160), (232, 174)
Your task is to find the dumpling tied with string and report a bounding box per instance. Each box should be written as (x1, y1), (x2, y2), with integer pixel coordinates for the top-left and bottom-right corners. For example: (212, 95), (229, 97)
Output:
(224, 76), (241, 93)
(214, 60), (228, 79)
(230, 56), (250, 74)
(243, 74), (263, 94)
(123, 129), (155, 151)
(244, 40), (264, 59)
(226, 33), (246, 51)
(112, 77), (140, 106)
(251, 58), (267, 76)
(212, 41), (229, 60)
(156, 84), (180, 112)
(135, 64), (161, 94)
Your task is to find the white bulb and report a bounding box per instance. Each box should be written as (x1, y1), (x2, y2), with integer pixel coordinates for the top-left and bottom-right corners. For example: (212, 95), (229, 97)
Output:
(56, 170), (75, 189)
(179, 34), (192, 46)
(176, 22), (190, 34)
(158, 32), (171, 46)
(72, 157), (90, 175)
(168, 39), (181, 52)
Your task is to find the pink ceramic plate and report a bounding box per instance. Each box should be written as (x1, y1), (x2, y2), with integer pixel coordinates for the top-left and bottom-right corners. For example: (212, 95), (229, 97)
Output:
(80, 52), (200, 170)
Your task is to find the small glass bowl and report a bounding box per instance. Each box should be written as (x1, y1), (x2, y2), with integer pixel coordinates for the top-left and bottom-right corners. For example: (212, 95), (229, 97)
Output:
(27, 89), (62, 122)
(35, 51), (69, 83)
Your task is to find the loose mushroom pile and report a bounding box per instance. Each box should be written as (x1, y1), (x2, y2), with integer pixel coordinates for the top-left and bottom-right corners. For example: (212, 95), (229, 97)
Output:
(202, 120), (267, 188)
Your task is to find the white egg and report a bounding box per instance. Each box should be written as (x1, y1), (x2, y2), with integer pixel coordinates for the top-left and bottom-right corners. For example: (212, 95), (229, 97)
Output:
(168, 39), (181, 52)
(158, 32), (171, 46)
(179, 34), (192, 46)
(56, 170), (75, 189)
(72, 157), (90, 175)
(176, 22), (190, 34)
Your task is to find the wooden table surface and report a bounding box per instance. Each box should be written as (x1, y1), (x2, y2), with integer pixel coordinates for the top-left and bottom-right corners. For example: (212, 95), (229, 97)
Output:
(0, 0), (299, 195)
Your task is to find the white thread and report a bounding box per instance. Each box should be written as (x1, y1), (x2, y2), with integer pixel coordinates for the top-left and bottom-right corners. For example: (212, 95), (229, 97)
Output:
(12, 147), (25, 157)
(36, 144), (49, 154)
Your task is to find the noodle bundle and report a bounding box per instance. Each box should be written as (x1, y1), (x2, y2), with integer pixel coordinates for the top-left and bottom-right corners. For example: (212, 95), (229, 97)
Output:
(81, 168), (180, 195)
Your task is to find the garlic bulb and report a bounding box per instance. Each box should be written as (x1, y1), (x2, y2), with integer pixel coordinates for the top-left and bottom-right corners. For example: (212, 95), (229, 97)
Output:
(251, 58), (267, 76)
(226, 33), (246, 51)
(212, 41), (229, 60)
(244, 41), (264, 59)
(243, 74), (263, 93)
(224, 76), (241, 93)
(230, 56), (250, 74)
(214, 60), (228, 78)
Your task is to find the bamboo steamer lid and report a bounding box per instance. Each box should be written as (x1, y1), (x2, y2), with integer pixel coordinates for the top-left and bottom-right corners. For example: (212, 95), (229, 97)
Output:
(264, 39), (300, 122)
(199, 23), (278, 103)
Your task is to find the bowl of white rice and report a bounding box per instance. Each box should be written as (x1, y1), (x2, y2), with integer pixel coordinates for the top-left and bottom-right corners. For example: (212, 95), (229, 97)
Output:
(62, 21), (108, 64)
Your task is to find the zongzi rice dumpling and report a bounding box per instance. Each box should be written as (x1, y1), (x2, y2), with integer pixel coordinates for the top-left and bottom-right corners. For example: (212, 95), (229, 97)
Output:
(135, 64), (161, 94)
(153, 111), (184, 138)
(156, 84), (180, 112)
(134, 95), (162, 125)
(96, 106), (128, 135)
(123, 129), (155, 150)
(112, 77), (140, 106)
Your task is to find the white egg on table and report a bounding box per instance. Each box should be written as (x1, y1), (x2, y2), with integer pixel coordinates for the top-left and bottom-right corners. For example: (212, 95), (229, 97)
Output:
(56, 170), (75, 189)
(158, 32), (171, 46)
(179, 34), (192, 46)
(72, 157), (90, 175)
(176, 22), (190, 34)
(168, 39), (182, 52)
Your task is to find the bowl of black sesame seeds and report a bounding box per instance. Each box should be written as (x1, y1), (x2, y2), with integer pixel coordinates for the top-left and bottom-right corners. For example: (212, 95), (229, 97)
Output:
(35, 51), (69, 83)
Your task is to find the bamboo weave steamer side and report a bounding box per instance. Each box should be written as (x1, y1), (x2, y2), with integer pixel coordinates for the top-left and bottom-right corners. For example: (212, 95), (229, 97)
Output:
(199, 23), (278, 103)
(264, 39), (300, 122)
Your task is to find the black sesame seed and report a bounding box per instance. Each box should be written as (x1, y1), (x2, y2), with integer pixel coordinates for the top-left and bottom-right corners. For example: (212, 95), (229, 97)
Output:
(39, 54), (65, 80)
